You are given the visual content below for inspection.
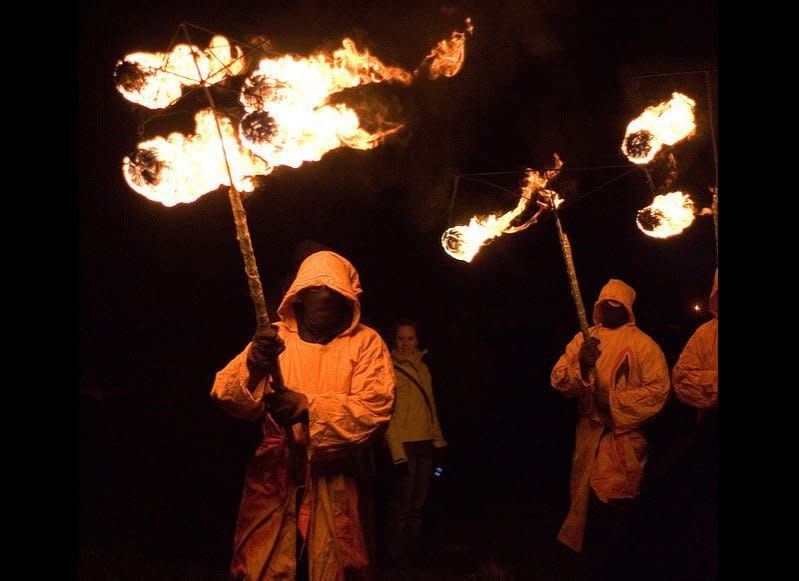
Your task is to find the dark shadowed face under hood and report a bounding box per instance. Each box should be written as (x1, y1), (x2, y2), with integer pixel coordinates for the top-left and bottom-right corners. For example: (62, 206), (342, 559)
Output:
(294, 286), (352, 343)
(277, 251), (362, 343)
(592, 278), (636, 327)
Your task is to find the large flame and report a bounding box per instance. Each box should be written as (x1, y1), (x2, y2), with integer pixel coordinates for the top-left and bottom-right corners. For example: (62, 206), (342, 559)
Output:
(237, 38), (415, 167)
(123, 109), (271, 206)
(636, 191), (697, 238)
(442, 155), (562, 262)
(115, 36), (245, 109)
(622, 92), (696, 165)
(118, 21), (473, 205)
(239, 19), (473, 167)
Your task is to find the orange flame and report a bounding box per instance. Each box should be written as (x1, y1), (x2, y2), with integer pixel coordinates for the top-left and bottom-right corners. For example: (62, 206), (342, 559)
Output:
(416, 18), (474, 79)
(114, 36), (245, 109)
(442, 155), (562, 262)
(118, 21), (473, 204)
(237, 38), (416, 167)
(123, 109), (271, 206)
(622, 92), (696, 165)
(636, 191), (697, 238)
(239, 19), (473, 167)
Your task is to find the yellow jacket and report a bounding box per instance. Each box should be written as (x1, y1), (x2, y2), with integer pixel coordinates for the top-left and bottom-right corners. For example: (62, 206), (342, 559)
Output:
(385, 349), (447, 463)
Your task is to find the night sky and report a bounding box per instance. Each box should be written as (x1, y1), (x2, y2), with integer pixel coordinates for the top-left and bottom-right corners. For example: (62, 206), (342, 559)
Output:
(80, 1), (718, 578)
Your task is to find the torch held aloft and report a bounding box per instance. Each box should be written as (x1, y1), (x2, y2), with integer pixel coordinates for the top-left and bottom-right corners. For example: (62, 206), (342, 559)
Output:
(550, 205), (602, 391)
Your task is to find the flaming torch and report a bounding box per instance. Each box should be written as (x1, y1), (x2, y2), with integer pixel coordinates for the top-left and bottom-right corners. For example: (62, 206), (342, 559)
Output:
(442, 155), (562, 262)
(443, 154), (603, 394)
(636, 191), (713, 239)
(117, 22), (472, 481)
(533, 157), (602, 390)
(621, 92), (696, 165)
(119, 21), (473, 327)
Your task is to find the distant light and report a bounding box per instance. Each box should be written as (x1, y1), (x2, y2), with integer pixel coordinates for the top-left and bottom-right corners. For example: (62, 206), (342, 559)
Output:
(693, 304), (702, 312)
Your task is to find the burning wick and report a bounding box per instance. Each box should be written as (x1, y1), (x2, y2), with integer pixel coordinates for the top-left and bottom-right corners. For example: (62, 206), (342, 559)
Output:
(636, 191), (712, 238)
(239, 111), (279, 144)
(622, 92), (696, 165)
(124, 147), (167, 188)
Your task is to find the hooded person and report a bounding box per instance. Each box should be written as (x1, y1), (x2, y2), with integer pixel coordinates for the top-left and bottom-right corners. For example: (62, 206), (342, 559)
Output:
(550, 279), (670, 556)
(211, 250), (396, 581)
(667, 269), (719, 579)
(672, 269), (718, 411)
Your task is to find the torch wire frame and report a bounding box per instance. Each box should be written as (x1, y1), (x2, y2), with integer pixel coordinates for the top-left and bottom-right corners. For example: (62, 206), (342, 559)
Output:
(446, 164), (637, 228)
(129, 22), (283, 136)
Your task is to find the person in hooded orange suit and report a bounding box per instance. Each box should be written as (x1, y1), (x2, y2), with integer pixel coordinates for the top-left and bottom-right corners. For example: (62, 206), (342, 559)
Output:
(673, 269), (718, 412)
(211, 250), (395, 581)
(550, 279), (670, 559)
(668, 269), (718, 579)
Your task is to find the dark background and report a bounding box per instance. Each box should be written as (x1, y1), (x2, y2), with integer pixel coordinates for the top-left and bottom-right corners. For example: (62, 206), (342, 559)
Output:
(79, 1), (718, 578)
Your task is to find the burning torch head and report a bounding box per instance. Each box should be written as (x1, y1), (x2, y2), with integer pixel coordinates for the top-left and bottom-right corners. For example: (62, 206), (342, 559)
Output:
(113, 59), (152, 94)
(621, 92), (696, 165)
(241, 74), (295, 111)
(636, 192), (696, 238)
(622, 130), (656, 165)
(636, 205), (663, 233)
(441, 228), (468, 258)
(239, 110), (279, 145)
(124, 147), (167, 188)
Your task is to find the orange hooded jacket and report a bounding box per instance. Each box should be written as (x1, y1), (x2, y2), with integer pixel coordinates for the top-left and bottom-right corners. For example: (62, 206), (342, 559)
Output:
(550, 279), (670, 552)
(211, 251), (396, 580)
(673, 269), (718, 409)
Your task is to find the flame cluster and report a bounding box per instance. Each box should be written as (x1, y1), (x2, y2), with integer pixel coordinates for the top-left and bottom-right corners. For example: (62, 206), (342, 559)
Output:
(118, 22), (473, 206)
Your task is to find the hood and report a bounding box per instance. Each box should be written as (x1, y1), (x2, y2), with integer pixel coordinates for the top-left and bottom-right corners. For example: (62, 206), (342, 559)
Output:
(592, 278), (636, 326)
(277, 250), (362, 336)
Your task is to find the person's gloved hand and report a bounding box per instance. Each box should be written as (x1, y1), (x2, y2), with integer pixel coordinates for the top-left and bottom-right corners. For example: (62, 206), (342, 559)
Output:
(594, 384), (610, 418)
(579, 337), (601, 372)
(264, 388), (309, 425)
(247, 324), (285, 374)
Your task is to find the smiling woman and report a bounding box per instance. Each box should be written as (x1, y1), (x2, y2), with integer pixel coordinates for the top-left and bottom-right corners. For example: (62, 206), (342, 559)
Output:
(383, 319), (448, 564)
